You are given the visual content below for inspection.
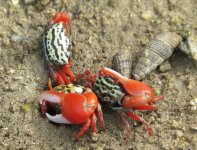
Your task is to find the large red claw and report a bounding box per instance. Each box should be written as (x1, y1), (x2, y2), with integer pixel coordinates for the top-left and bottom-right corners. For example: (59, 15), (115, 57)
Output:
(101, 67), (154, 97)
(61, 92), (98, 124)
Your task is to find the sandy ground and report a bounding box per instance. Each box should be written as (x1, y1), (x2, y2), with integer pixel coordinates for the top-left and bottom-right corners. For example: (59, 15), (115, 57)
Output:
(0, 0), (197, 149)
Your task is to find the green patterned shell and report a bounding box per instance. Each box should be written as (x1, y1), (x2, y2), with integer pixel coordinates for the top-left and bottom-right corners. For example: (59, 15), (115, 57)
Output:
(93, 76), (125, 105)
(43, 23), (71, 65)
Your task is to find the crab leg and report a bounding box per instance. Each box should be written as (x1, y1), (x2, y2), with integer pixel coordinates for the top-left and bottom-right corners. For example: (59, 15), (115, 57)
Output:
(127, 111), (154, 137)
(49, 65), (75, 85)
(96, 103), (105, 129)
(62, 64), (75, 82)
(118, 112), (132, 140)
(57, 70), (72, 84)
(134, 105), (157, 111)
(75, 119), (91, 140)
(49, 67), (65, 85)
(90, 113), (98, 133)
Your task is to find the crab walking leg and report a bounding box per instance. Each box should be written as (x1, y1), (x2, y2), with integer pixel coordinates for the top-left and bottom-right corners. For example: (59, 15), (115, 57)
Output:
(75, 119), (91, 140)
(127, 111), (154, 137)
(49, 67), (65, 85)
(62, 64), (76, 82)
(96, 103), (105, 129)
(118, 112), (132, 140)
(90, 113), (98, 133)
(57, 70), (72, 84)
(134, 105), (157, 111)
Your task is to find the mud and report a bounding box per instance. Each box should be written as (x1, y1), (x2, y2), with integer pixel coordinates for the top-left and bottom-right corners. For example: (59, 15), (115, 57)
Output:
(0, 0), (197, 150)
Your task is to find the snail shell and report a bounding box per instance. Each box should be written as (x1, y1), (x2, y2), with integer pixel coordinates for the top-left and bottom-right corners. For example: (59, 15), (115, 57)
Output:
(112, 50), (132, 78)
(132, 32), (182, 80)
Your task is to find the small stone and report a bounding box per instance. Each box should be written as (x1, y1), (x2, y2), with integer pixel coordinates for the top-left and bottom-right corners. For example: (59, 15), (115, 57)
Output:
(90, 143), (98, 149)
(186, 76), (195, 90)
(7, 68), (15, 74)
(23, 0), (36, 4)
(190, 125), (197, 131)
(54, 0), (61, 4)
(175, 130), (184, 138)
(10, 34), (23, 44)
(91, 132), (99, 142)
(141, 10), (155, 21)
(108, 0), (119, 8)
(12, 0), (19, 5)
(2, 35), (10, 46)
(159, 61), (171, 72)
(190, 98), (197, 111)
(172, 120), (179, 128)
(40, 0), (51, 6)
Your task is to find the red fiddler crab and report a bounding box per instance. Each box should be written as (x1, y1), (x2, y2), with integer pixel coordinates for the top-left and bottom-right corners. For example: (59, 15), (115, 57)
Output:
(43, 12), (75, 85)
(77, 67), (164, 139)
(39, 80), (105, 140)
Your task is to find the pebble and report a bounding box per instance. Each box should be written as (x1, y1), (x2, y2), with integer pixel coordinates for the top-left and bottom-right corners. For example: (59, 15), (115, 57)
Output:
(159, 61), (171, 73)
(2, 35), (10, 46)
(40, 0), (51, 6)
(23, 0), (36, 4)
(190, 98), (197, 111)
(10, 34), (23, 44)
(186, 76), (195, 90)
(12, 0), (19, 5)
(91, 132), (99, 142)
(172, 120), (180, 128)
(175, 130), (184, 138)
(141, 10), (155, 21)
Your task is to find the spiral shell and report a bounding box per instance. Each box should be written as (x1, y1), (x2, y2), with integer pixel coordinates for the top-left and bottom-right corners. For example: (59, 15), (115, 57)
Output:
(132, 32), (182, 80)
(112, 50), (132, 78)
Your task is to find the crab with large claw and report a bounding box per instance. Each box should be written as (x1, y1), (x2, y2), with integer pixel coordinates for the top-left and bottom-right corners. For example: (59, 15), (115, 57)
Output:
(39, 80), (105, 140)
(43, 12), (75, 85)
(77, 67), (164, 139)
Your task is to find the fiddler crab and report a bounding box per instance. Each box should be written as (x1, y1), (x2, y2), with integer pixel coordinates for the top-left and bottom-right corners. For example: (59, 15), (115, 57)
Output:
(43, 12), (75, 85)
(41, 12), (105, 140)
(77, 67), (164, 139)
(39, 80), (105, 140)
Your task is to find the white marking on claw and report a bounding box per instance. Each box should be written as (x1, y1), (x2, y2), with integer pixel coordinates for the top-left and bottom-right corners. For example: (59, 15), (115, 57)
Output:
(39, 91), (61, 104)
(46, 113), (72, 124)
